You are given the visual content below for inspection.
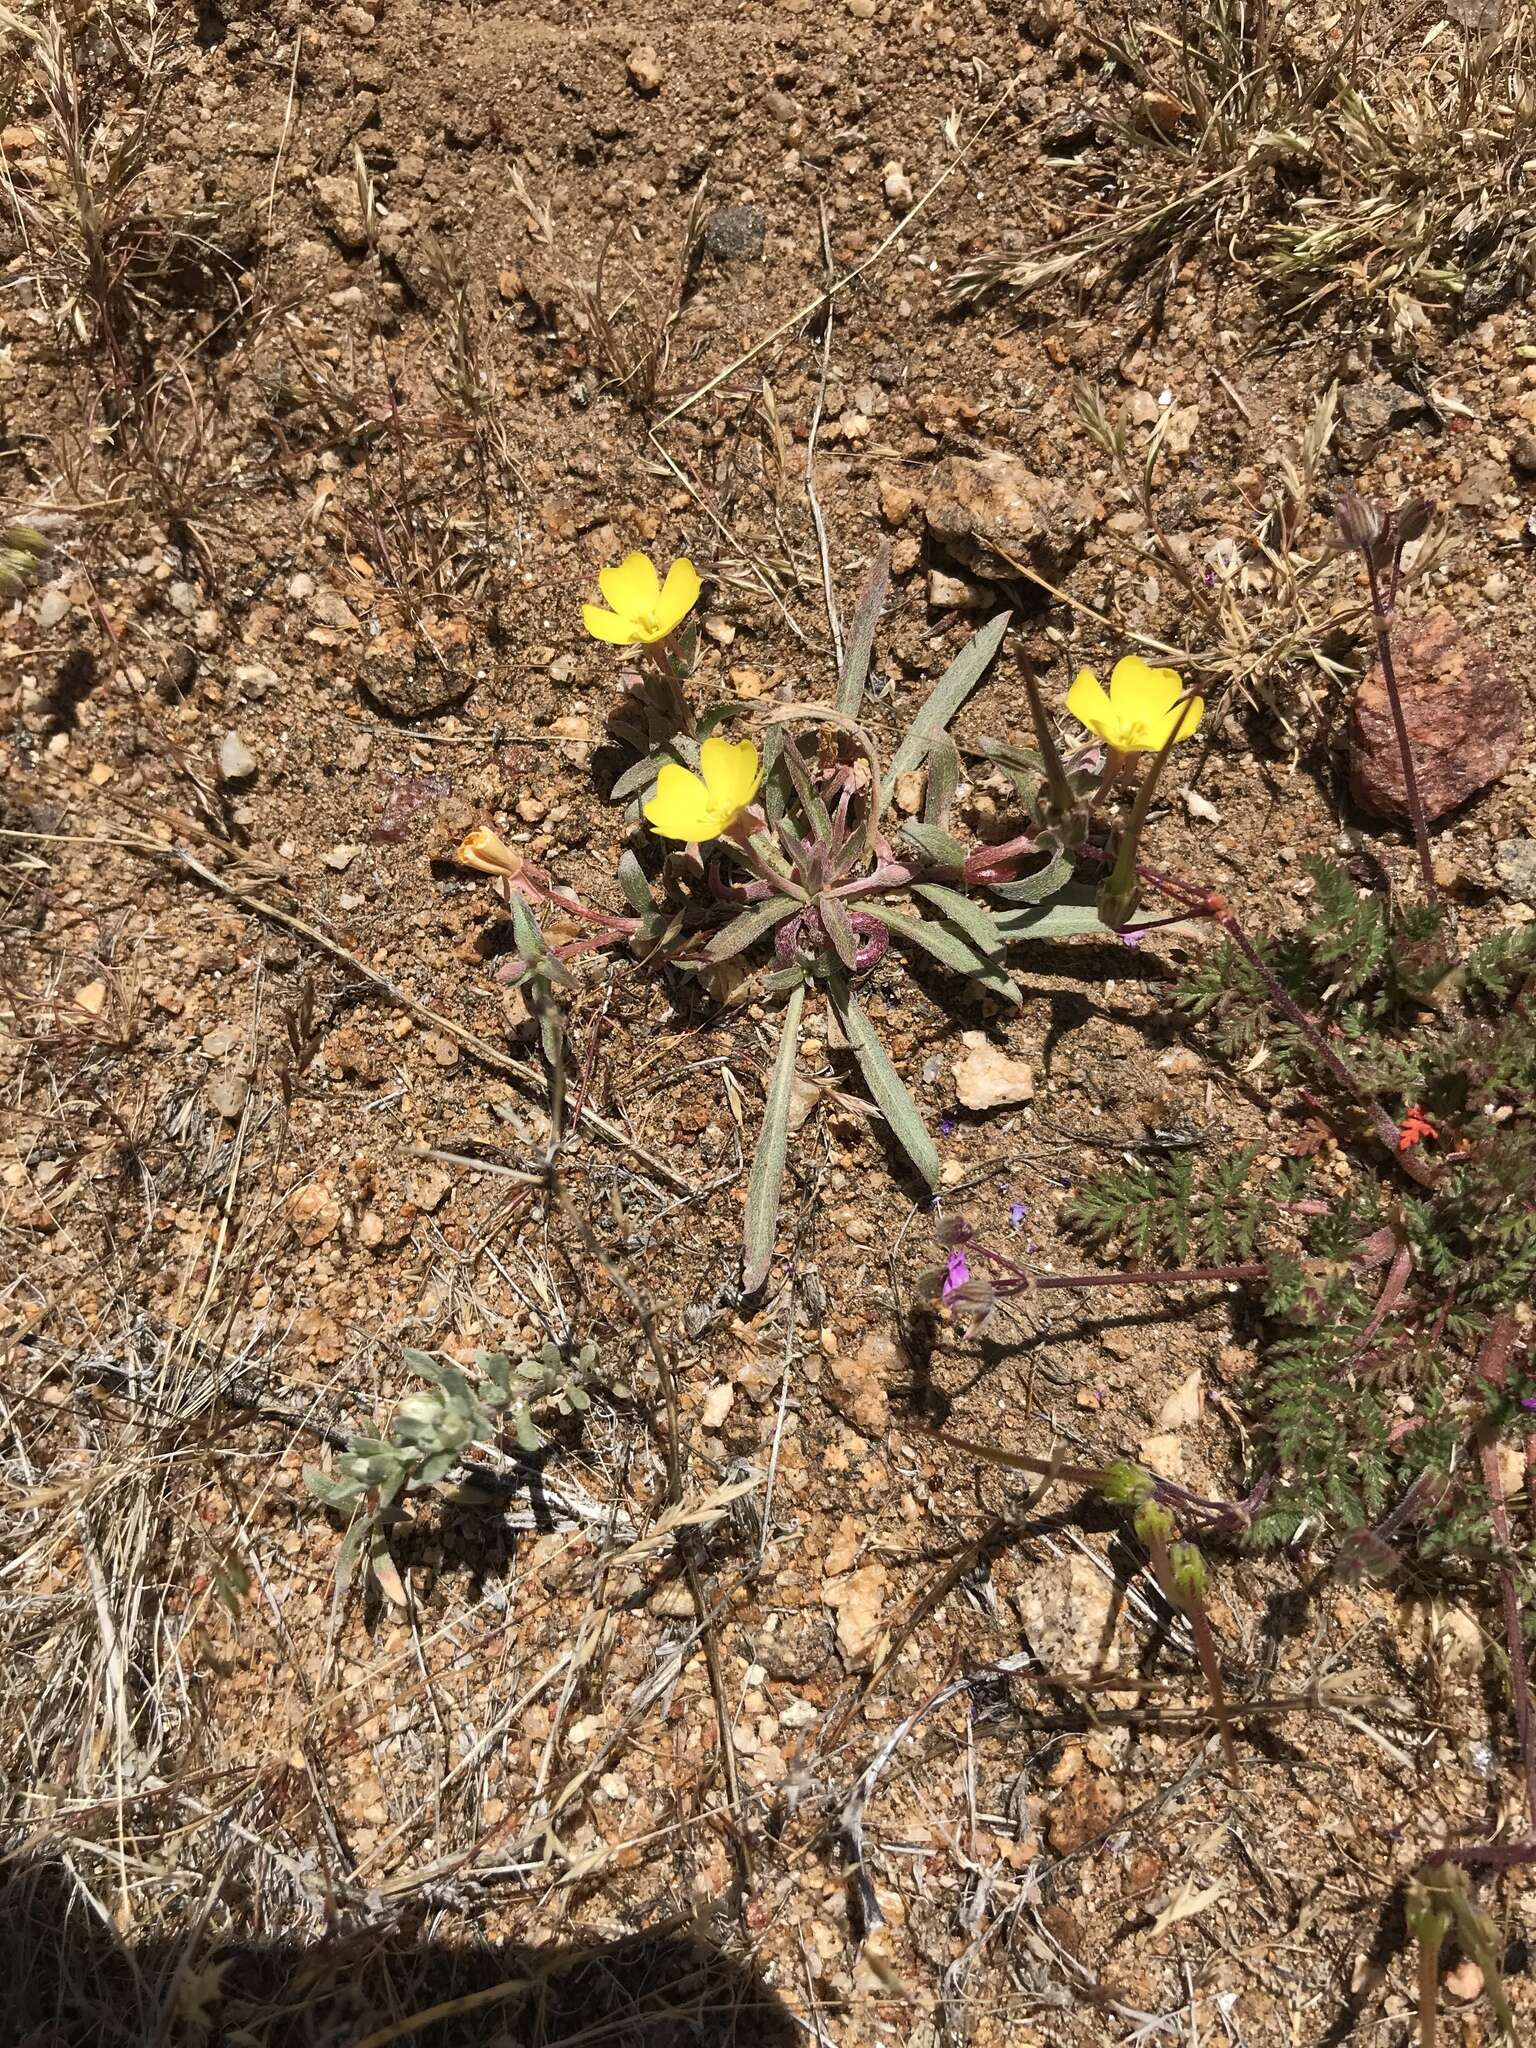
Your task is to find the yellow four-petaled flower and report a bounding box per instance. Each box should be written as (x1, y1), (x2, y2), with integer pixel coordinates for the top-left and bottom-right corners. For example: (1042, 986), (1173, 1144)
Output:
(583, 551), (701, 647)
(644, 736), (762, 842)
(1066, 655), (1203, 756)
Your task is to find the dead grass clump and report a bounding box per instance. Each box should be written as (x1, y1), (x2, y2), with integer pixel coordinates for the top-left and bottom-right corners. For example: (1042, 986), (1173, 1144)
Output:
(575, 186), (708, 413)
(2, 5), (250, 386)
(951, 0), (1536, 351)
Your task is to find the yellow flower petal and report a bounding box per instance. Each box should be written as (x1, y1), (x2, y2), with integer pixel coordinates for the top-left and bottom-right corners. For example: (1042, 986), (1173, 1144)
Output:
(1170, 691), (1203, 743)
(655, 555), (701, 635)
(698, 735), (762, 813)
(1108, 656), (1201, 750)
(600, 552), (660, 619)
(1066, 666), (1113, 741)
(582, 602), (637, 645)
(1109, 655), (1181, 717)
(644, 761), (719, 841)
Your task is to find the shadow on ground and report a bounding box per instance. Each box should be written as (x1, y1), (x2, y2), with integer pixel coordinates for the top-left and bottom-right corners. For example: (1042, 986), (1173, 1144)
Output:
(1, 1857), (798, 2048)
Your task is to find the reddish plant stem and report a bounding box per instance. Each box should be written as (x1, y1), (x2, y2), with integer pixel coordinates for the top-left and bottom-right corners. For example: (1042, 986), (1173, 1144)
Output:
(1142, 1525), (1239, 1776)
(1033, 1263), (1266, 1293)
(971, 1238), (1264, 1294)
(1361, 550), (1437, 901)
(1474, 1312), (1536, 1835)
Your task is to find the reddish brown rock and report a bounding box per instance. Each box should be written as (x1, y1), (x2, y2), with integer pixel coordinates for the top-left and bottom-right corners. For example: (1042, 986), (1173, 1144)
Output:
(1349, 607), (1522, 820)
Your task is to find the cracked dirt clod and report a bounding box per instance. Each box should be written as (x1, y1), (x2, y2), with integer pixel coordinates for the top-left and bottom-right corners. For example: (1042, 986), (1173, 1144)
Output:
(924, 450), (1097, 580)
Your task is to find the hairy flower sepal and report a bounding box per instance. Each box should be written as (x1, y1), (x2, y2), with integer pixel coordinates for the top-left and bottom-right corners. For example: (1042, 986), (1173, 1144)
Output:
(1133, 1499), (1178, 1549)
(1100, 1460), (1157, 1508)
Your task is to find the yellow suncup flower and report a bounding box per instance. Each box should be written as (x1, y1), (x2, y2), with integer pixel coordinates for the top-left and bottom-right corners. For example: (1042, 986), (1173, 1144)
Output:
(583, 551), (701, 646)
(644, 736), (762, 842)
(1066, 655), (1203, 756)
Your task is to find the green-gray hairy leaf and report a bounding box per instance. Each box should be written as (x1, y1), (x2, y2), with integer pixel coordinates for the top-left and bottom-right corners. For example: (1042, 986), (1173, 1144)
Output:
(742, 981), (806, 1293)
(899, 820), (969, 868)
(924, 731), (960, 826)
(705, 896), (797, 963)
(836, 542), (890, 716)
(867, 903), (1021, 1004)
(987, 850), (1075, 904)
(993, 893), (1121, 943)
(834, 987), (940, 1185)
(882, 608), (1011, 803)
(617, 850), (655, 914)
(913, 883), (1010, 959)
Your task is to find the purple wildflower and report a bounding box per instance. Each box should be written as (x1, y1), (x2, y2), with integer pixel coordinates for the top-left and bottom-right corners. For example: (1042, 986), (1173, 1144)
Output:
(942, 1249), (971, 1302)
(940, 1115), (955, 1137)
(1010, 1202), (1027, 1229)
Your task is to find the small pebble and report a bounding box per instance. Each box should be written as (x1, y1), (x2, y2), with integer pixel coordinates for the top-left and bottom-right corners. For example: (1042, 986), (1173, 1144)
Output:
(219, 731), (257, 784)
(626, 44), (662, 93)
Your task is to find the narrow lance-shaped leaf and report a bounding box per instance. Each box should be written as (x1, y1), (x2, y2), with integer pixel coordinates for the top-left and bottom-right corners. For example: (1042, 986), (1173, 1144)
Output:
(899, 819), (968, 869)
(704, 896), (798, 964)
(913, 882), (1012, 959)
(835, 541), (890, 717)
(924, 730), (960, 828)
(818, 892), (861, 971)
(761, 726), (787, 827)
(993, 893), (1124, 944)
(742, 979), (807, 1293)
(367, 1521), (409, 1608)
(779, 729), (833, 840)
(882, 608), (1011, 805)
(508, 893), (573, 986)
(617, 850), (656, 915)
(863, 901), (1021, 1005)
(833, 984), (940, 1186)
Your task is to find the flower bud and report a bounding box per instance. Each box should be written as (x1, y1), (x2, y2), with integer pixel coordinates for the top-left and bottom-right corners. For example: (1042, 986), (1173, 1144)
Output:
(457, 827), (523, 877)
(1133, 1499), (1176, 1549)
(1168, 1540), (1209, 1610)
(1100, 1460), (1156, 1508)
(1333, 492), (1386, 553)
